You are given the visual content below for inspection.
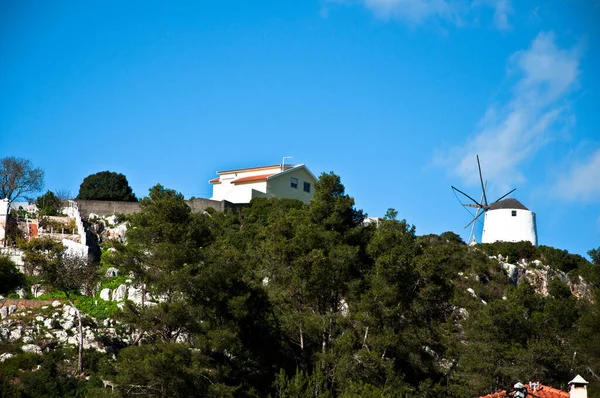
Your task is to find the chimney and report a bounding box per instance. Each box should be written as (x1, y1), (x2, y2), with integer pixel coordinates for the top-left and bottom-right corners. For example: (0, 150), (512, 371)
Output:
(569, 375), (588, 398)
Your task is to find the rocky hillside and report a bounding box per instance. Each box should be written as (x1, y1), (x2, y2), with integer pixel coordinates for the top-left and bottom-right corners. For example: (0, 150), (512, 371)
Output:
(0, 179), (598, 398)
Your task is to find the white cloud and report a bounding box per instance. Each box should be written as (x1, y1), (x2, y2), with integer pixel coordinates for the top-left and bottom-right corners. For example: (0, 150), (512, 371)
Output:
(359, 0), (461, 24)
(439, 31), (581, 192)
(554, 149), (600, 202)
(337, 0), (512, 29)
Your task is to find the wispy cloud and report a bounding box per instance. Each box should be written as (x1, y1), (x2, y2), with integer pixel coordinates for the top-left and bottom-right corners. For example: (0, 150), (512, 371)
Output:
(438, 31), (582, 192)
(554, 149), (600, 203)
(332, 0), (513, 29)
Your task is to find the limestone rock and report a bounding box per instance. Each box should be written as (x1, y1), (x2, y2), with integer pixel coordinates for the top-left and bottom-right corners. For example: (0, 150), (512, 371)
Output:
(60, 319), (74, 330)
(100, 288), (112, 301)
(127, 286), (145, 304)
(44, 318), (54, 329)
(112, 284), (127, 301)
(0, 306), (7, 319)
(105, 267), (119, 277)
(10, 327), (22, 341)
(52, 300), (62, 308)
(8, 305), (17, 315)
(0, 353), (14, 362)
(22, 344), (42, 354)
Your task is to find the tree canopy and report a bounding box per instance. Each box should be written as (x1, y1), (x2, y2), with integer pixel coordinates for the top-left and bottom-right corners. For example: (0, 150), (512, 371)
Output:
(77, 171), (137, 202)
(2, 172), (600, 398)
(0, 156), (44, 203)
(36, 190), (63, 216)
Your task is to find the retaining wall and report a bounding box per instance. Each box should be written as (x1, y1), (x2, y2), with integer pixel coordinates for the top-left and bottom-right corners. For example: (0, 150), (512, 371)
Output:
(76, 198), (248, 218)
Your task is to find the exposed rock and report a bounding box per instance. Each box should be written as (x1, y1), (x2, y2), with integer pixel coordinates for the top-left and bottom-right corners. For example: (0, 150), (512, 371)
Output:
(502, 262), (519, 285)
(0, 353), (14, 362)
(31, 284), (46, 298)
(105, 267), (120, 277)
(0, 306), (7, 319)
(100, 288), (112, 301)
(54, 330), (68, 342)
(466, 288), (477, 298)
(9, 327), (21, 341)
(127, 286), (144, 304)
(22, 344), (42, 354)
(8, 305), (17, 315)
(60, 319), (74, 330)
(52, 300), (62, 308)
(44, 318), (54, 329)
(112, 284), (127, 301)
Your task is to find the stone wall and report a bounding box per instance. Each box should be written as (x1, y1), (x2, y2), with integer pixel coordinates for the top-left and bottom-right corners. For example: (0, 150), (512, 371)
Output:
(76, 198), (248, 218)
(76, 200), (141, 218)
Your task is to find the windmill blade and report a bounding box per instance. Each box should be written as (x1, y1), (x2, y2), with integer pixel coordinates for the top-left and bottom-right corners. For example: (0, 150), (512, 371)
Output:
(464, 208), (486, 228)
(451, 186), (482, 207)
(492, 188), (517, 203)
(477, 155), (488, 206)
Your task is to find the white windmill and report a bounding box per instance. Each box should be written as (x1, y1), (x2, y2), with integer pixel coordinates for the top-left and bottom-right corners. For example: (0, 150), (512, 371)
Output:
(452, 155), (538, 246)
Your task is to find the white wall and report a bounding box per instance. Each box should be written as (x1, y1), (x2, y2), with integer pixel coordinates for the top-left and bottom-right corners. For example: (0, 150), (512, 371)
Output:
(266, 168), (316, 203)
(213, 181), (268, 203)
(482, 209), (538, 246)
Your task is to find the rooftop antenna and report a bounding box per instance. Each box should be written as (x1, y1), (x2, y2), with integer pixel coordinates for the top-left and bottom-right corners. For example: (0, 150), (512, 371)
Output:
(451, 155), (517, 237)
(281, 156), (293, 172)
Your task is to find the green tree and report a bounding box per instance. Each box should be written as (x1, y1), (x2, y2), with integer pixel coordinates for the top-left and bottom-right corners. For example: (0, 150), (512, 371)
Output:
(589, 247), (600, 265)
(0, 256), (26, 295)
(0, 156), (44, 203)
(77, 171), (137, 201)
(36, 190), (63, 216)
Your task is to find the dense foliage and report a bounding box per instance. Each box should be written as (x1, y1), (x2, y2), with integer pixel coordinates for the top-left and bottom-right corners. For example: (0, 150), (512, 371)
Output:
(36, 190), (63, 216)
(2, 173), (599, 397)
(77, 171), (137, 202)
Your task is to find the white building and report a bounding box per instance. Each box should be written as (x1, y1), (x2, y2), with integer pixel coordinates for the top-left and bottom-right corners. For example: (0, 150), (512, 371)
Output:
(210, 164), (317, 204)
(481, 198), (538, 246)
(0, 198), (9, 244)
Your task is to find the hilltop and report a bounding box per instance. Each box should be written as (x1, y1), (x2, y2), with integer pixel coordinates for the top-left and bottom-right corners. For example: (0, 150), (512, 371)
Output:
(1, 174), (599, 397)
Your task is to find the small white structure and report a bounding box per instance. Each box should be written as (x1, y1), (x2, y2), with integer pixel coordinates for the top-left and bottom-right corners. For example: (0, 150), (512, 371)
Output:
(569, 375), (588, 398)
(481, 198), (537, 246)
(210, 164), (317, 204)
(0, 198), (9, 244)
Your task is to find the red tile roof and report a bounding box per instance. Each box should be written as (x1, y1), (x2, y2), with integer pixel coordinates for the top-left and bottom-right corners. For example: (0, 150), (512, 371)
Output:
(232, 173), (274, 184)
(209, 177), (220, 184)
(480, 383), (569, 398)
(217, 164), (284, 174)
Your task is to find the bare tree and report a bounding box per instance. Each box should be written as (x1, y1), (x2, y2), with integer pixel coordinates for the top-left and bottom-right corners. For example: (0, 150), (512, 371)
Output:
(0, 157), (44, 203)
(55, 189), (73, 201)
(40, 250), (96, 373)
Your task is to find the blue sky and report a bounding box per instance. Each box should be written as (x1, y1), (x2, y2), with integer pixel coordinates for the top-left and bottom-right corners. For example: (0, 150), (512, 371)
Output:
(1, 1), (598, 258)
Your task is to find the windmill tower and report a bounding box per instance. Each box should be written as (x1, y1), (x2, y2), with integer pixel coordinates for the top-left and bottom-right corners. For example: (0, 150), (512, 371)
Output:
(452, 156), (538, 246)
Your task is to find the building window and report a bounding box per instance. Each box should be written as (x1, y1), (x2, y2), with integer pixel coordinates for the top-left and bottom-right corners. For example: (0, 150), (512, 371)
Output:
(512, 210), (517, 216)
(291, 177), (298, 189)
(303, 182), (311, 193)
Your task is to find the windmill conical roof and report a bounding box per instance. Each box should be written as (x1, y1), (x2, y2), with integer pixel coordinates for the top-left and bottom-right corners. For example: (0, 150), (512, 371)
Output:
(569, 375), (588, 385)
(489, 198), (529, 211)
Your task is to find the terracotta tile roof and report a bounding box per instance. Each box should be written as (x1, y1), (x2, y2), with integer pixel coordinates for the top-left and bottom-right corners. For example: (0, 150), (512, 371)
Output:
(209, 177), (220, 184)
(232, 173), (274, 184)
(480, 383), (569, 398)
(217, 164), (284, 174)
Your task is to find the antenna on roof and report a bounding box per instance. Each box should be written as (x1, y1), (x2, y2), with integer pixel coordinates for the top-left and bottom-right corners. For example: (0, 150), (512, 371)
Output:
(281, 156), (293, 172)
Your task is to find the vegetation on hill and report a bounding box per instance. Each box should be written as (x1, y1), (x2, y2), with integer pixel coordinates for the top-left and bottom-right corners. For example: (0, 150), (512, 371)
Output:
(1, 172), (599, 397)
(77, 171), (137, 202)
